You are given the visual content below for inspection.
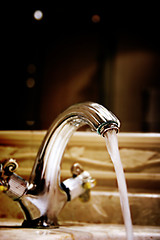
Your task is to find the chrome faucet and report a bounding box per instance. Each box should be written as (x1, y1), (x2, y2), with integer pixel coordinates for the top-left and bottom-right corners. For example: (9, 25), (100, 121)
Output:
(0, 102), (120, 228)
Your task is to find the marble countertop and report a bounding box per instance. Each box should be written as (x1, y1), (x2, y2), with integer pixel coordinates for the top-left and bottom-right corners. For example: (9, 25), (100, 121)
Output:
(0, 219), (160, 240)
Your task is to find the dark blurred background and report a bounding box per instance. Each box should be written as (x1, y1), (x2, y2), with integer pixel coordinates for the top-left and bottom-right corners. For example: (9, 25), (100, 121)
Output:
(1, 3), (160, 132)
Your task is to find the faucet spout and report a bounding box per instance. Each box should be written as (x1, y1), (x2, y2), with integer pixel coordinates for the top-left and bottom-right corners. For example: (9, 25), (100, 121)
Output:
(1, 102), (120, 228)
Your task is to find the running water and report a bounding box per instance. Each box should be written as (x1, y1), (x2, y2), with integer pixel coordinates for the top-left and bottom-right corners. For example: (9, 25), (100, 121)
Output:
(105, 130), (134, 240)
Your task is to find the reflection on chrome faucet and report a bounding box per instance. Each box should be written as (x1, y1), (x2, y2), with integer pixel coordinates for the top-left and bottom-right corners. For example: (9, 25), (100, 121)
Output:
(0, 102), (120, 228)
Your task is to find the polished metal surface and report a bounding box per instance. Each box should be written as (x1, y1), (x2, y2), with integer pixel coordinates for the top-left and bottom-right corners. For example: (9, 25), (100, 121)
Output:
(0, 102), (120, 227)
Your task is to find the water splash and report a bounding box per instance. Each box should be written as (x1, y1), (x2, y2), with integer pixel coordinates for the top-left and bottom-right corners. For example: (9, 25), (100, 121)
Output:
(105, 130), (134, 240)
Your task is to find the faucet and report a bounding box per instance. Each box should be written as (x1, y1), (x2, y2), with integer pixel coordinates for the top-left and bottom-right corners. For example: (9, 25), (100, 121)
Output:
(0, 102), (120, 228)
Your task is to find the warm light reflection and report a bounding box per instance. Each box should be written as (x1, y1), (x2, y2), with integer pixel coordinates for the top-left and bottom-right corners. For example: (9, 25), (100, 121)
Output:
(91, 14), (101, 23)
(26, 120), (35, 126)
(26, 78), (35, 88)
(33, 10), (43, 20)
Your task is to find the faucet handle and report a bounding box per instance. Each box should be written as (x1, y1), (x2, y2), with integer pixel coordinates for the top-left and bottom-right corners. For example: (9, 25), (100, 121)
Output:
(82, 171), (96, 190)
(0, 159), (28, 199)
(79, 170), (96, 202)
(62, 163), (96, 202)
(0, 159), (18, 181)
(3, 159), (18, 175)
(0, 159), (19, 193)
(71, 163), (84, 177)
(70, 163), (96, 190)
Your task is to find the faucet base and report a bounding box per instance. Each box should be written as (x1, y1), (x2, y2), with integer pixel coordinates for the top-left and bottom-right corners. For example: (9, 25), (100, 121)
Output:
(22, 216), (59, 229)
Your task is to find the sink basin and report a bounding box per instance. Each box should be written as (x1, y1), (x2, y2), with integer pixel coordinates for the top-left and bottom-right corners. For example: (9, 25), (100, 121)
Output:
(0, 131), (160, 239)
(0, 219), (160, 240)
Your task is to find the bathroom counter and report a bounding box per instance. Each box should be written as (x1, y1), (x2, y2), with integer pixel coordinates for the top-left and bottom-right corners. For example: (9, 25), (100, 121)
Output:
(0, 219), (160, 240)
(0, 131), (160, 239)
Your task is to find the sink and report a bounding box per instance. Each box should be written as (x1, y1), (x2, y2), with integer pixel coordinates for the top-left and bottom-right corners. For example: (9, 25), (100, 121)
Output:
(0, 131), (160, 239)
(0, 219), (160, 240)
(0, 218), (160, 240)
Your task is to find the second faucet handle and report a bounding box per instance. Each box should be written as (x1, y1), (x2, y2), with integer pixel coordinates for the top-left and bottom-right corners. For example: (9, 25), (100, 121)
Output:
(71, 163), (84, 177)
(62, 162), (96, 202)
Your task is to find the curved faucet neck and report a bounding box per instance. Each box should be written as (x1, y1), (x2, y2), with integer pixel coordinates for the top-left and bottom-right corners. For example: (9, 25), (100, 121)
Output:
(30, 102), (120, 187)
(21, 102), (120, 226)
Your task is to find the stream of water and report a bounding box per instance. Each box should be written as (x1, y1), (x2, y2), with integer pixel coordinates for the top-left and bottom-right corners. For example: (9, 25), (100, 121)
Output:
(105, 130), (134, 240)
